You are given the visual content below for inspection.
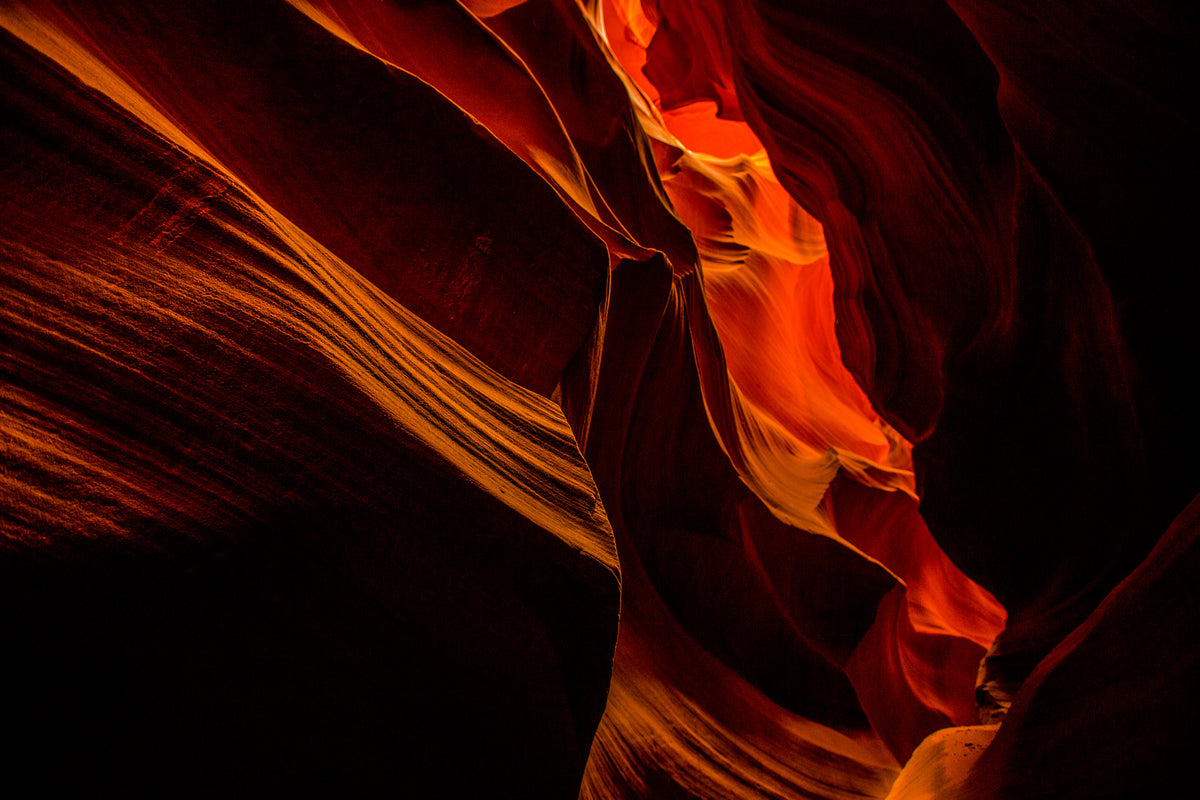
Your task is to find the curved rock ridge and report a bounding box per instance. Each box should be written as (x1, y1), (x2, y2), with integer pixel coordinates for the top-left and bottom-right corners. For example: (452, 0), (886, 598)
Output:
(572, 259), (905, 797)
(285, 0), (695, 270)
(2, 0), (613, 397)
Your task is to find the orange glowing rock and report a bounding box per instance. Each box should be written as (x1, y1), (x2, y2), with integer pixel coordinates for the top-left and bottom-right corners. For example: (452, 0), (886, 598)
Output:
(630, 0), (1194, 716)
(586, 0), (1006, 768)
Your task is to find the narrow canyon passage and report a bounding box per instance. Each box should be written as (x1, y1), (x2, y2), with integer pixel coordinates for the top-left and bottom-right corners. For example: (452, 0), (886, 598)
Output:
(2, 1), (1195, 797)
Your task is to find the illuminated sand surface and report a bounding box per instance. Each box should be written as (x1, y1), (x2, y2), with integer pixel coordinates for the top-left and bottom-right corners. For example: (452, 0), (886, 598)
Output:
(2, 1), (1195, 796)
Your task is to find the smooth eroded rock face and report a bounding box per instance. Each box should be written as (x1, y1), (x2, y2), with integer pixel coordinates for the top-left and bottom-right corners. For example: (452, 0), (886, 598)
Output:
(1, 11), (617, 792)
(3, 0), (1196, 796)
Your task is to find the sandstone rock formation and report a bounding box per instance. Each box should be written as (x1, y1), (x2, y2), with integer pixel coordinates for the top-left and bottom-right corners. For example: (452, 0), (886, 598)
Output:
(2, 1), (1195, 796)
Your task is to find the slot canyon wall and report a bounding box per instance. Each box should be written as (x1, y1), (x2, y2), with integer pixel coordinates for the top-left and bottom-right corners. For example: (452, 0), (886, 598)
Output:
(1, 1), (1195, 796)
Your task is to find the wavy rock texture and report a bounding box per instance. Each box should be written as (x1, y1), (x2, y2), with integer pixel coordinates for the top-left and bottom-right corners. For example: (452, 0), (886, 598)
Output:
(2, 0), (1196, 797)
(0, 3), (618, 793)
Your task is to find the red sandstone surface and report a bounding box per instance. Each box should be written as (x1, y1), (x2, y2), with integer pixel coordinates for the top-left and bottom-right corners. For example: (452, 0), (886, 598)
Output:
(2, 1), (1195, 796)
